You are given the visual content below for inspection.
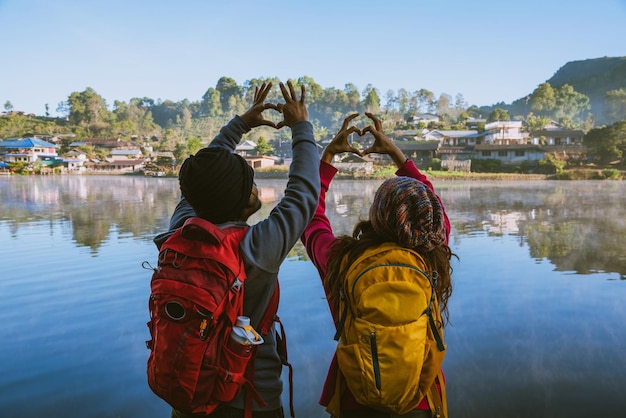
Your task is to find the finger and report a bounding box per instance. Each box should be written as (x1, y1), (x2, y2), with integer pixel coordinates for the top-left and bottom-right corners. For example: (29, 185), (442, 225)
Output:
(258, 120), (278, 129)
(365, 112), (382, 131)
(279, 82), (290, 101)
(345, 126), (360, 136)
(350, 147), (363, 156)
(264, 103), (281, 112)
(276, 121), (286, 129)
(287, 80), (297, 101)
(299, 84), (306, 103)
(259, 82), (272, 101)
(340, 113), (359, 131)
(362, 126), (373, 135)
(253, 86), (261, 103)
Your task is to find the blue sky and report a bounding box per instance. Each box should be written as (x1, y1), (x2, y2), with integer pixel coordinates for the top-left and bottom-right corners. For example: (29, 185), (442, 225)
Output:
(1, 0), (625, 116)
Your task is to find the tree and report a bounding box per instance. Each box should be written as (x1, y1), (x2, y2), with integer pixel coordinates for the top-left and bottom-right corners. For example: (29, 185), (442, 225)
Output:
(297, 76), (323, 103)
(344, 83), (361, 111)
(173, 142), (189, 167)
(529, 82), (557, 116)
(4, 101), (13, 112)
(604, 88), (626, 124)
(312, 120), (329, 141)
(396, 88), (410, 115)
(201, 88), (223, 118)
(186, 136), (203, 156)
(215, 77), (242, 113)
(256, 136), (273, 155)
(226, 95), (245, 118)
(584, 121), (626, 165)
(453, 93), (467, 121)
(416, 89), (435, 114)
(112, 98), (160, 139)
(488, 108), (511, 122)
(526, 114), (551, 132)
(554, 84), (590, 121)
(436, 93), (452, 120)
(384, 89), (397, 112)
(361, 84), (380, 113)
(66, 87), (110, 127)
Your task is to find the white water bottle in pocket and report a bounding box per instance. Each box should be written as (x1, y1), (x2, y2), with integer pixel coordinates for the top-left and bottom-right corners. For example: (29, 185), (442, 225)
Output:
(228, 316), (264, 357)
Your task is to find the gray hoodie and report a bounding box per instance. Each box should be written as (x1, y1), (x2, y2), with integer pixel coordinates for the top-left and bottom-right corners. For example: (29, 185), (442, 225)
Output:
(153, 115), (320, 412)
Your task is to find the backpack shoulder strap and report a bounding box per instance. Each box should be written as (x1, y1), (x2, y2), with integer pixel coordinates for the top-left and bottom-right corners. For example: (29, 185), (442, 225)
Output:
(425, 370), (447, 418)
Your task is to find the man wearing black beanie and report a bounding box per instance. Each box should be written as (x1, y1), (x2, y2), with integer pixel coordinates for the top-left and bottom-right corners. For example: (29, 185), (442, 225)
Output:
(178, 146), (255, 224)
(154, 81), (320, 418)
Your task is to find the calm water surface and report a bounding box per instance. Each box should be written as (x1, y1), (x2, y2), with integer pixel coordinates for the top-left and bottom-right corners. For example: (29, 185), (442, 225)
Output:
(1, 175), (625, 418)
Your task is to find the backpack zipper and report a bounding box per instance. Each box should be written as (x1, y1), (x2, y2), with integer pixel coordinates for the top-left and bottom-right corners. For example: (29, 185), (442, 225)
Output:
(351, 263), (429, 297)
(370, 332), (381, 391)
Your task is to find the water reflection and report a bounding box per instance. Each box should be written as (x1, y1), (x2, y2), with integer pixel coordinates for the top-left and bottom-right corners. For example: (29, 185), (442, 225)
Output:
(1, 177), (625, 274)
(0, 176), (179, 251)
(438, 181), (626, 277)
(2, 175), (626, 418)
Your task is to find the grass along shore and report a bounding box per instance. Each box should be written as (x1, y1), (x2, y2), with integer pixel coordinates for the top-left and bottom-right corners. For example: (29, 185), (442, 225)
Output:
(254, 166), (625, 181)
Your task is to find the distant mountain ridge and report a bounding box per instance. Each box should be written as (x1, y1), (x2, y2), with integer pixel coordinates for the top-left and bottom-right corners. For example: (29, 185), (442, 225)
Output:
(547, 56), (626, 96)
(501, 56), (626, 123)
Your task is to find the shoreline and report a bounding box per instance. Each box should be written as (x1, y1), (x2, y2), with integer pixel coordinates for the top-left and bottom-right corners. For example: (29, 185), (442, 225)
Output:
(2, 168), (623, 181)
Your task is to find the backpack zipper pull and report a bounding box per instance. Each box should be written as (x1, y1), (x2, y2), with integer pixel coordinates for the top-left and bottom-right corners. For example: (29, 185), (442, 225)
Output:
(199, 319), (208, 340)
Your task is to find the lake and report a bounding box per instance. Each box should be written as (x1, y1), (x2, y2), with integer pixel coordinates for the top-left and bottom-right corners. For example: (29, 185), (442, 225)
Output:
(1, 175), (625, 418)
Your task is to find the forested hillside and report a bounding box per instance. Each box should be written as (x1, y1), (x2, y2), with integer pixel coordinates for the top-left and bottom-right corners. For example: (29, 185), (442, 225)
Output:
(2, 57), (626, 164)
(546, 56), (626, 122)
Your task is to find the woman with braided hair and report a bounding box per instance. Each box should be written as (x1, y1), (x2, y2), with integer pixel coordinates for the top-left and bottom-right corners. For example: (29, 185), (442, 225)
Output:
(302, 112), (455, 418)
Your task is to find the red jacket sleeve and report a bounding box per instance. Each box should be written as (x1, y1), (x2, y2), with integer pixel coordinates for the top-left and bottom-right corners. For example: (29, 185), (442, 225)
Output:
(301, 161), (341, 283)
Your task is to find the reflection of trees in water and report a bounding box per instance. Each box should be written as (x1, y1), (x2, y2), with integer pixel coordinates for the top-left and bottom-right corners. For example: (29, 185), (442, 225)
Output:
(4, 177), (626, 275)
(438, 181), (626, 276)
(523, 210), (626, 276)
(1, 176), (180, 252)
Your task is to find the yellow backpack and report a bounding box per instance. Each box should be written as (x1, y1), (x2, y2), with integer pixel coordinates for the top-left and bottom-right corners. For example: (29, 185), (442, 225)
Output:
(328, 242), (448, 418)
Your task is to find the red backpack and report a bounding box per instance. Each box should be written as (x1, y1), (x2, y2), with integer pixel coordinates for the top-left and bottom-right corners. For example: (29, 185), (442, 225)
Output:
(144, 217), (291, 417)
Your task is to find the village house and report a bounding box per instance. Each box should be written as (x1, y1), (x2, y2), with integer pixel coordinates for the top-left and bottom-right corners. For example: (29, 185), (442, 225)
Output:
(465, 118), (487, 130)
(235, 140), (258, 157)
(530, 128), (585, 145)
(0, 137), (59, 163)
(333, 154), (375, 175)
(244, 155), (277, 169)
(85, 159), (145, 173)
(395, 141), (440, 163)
(483, 120), (528, 144)
(393, 129), (424, 141)
(109, 148), (143, 161)
(423, 130), (484, 146)
(410, 113), (440, 126)
(474, 144), (545, 164)
(150, 151), (176, 166)
(75, 137), (123, 149)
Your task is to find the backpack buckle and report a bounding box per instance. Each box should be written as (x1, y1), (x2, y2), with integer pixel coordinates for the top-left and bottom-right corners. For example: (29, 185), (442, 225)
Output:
(231, 278), (243, 293)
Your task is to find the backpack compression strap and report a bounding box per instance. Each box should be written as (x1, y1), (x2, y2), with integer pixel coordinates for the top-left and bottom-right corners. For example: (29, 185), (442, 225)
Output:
(425, 371), (448, 418)
(243, 282), (296, 418)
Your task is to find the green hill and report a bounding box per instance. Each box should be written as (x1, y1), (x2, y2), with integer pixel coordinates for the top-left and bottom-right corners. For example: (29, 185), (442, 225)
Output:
(490, 56), (626, 124)
(546, 56), (626, 120)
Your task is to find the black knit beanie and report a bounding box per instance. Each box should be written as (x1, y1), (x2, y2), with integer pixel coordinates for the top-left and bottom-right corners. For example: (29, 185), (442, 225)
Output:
(178, 147), (254, 223)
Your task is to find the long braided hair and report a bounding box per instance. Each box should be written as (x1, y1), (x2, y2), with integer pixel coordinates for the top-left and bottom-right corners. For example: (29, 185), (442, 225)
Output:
(324, 177), (455, 323)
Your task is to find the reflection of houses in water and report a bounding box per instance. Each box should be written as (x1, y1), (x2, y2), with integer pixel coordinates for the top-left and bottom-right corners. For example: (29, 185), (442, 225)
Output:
(331, 192), (349, 216)
(257, 186), (282, 203)
(483, 211), (525, 235)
